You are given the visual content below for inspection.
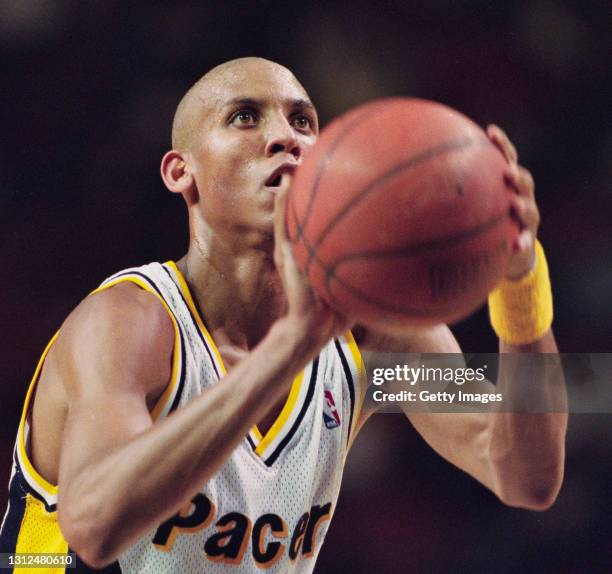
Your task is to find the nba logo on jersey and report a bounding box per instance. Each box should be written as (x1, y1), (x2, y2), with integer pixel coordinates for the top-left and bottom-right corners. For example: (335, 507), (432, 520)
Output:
(323, 390), (341, 429)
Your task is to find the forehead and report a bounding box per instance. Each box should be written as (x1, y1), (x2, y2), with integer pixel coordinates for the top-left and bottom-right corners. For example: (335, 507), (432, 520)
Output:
(201, 62), (312, 113)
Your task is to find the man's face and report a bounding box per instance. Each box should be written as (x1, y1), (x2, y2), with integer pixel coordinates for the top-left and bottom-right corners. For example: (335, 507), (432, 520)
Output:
(187, 61), (319, 238)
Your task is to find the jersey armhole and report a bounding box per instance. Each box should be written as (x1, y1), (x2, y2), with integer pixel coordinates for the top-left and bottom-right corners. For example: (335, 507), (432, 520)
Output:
(338, 330), (368, 449)
(13, 271), (184, 510)
(89, 276), (184, 422)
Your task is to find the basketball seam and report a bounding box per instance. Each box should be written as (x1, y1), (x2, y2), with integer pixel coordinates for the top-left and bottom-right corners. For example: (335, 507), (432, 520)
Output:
(316, 211), (512, 316)
(289, 107), (374, 245)
(330, 211), (511, 263)
(304, 135), (491, 275)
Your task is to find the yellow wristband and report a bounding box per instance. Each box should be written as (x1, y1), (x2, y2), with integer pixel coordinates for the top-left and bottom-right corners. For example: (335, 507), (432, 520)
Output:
(488, 240), (553, 345)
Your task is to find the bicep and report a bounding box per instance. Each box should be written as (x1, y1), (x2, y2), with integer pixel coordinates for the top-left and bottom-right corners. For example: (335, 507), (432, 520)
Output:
(59, 390), (154, 486)
(55, 284), (174, 488)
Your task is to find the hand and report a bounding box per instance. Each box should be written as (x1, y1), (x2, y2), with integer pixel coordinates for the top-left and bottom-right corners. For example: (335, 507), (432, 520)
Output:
(273, 188), (353, 345)
(487, 125), (540, 280)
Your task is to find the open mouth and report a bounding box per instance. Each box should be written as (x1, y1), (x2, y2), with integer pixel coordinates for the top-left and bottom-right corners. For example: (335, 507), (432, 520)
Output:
(265, 164), (297, 189)
(266, 174), (283, 187)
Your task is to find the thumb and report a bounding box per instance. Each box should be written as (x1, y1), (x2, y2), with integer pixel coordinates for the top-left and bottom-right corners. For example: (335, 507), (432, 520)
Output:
(274, 187), (289, 245)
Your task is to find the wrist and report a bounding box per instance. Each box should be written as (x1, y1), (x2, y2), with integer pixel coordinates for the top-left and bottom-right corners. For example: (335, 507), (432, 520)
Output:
(505, 248), (537, 281)
(488, 240), (553, 345)
(267, 315), (325, 362)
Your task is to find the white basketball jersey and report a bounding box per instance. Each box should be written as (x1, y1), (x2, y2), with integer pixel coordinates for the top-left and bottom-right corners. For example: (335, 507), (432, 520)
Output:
(95, 261), (367, 573)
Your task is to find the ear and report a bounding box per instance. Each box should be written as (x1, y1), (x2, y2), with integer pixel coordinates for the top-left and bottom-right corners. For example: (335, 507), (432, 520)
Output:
(160, 150), (198, 204)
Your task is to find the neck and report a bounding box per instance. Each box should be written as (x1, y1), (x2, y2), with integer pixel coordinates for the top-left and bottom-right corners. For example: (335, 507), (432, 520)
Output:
(176, 232), (285, 350)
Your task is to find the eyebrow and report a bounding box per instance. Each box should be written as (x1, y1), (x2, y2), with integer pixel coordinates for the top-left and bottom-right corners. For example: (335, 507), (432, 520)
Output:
(224, 97), (316, 111)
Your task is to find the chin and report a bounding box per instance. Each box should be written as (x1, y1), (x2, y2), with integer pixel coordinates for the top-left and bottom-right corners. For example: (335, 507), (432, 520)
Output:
(234, 218), (275, 249)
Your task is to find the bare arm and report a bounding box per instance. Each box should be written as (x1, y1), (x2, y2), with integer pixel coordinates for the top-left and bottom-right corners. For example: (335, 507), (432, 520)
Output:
(492, 331), (567, 507)
(57, 190), (350, 567)
(358, 324), (566, 511)
(357, 126), (567, 511)
(54, 285), (325, 566)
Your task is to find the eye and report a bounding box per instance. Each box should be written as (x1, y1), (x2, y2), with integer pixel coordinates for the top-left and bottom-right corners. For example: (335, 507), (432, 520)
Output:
(230, 109), (259, 127)
(291, 114), (314, 131)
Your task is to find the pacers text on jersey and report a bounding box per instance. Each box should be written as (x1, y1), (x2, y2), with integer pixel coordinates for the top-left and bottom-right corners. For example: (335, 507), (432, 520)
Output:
(153, 492), (333, 568)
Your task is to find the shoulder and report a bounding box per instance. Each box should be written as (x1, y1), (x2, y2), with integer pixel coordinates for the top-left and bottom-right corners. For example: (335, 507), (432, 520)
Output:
(63, 281), (174, 353)
(49, 282), (175, 400)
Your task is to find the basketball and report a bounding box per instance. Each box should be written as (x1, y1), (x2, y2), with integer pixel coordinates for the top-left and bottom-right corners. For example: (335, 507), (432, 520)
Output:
(286, 98), (520, 328)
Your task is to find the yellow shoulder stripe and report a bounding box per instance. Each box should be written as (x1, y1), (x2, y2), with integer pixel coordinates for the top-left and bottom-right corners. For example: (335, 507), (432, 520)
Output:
(164, 261), (227, 376)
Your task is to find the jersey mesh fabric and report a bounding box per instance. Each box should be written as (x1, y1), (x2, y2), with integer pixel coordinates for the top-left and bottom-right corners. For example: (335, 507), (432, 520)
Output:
(97, 262), (358, 574)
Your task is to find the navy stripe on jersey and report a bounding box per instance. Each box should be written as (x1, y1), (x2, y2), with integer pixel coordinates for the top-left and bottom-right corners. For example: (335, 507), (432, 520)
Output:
(264, 358), (320, 467)
(106, 270), (187, 416)
(334, 339), (355, 445)
(246, 434), (256, 450)
(159, 266), (263, 454)
(70, 551), (123, 573)
(13, 456), (56, 513)
(169, 324), (187, 414)
(0, 454), (26, 556)
(161, 265), (221, 380)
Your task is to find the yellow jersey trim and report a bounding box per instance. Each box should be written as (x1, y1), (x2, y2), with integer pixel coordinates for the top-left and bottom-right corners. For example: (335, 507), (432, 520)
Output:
(254, 370), (304, 456)
(17, 333), (61, 498)
(343, 330), (366, 446)
(164, 261), (227, 376)
(252, 426), (263, 442)
(345, 330), (365, 377)
(165, 261), (305, 456)
(16, 274), (184, 502)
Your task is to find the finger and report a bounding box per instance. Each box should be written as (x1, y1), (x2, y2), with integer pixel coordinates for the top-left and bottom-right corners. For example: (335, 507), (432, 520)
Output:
(514, 228), (535, 258)
(274, 188), (289, 244)
(510, 228), (529, 252)
(273, 188), (293, 273)
(487, 124), (518, 165)
(503, 163), (521, 193)
(510, 194), (525, 230)
(516, 166), (535, 199)
(510, 195), (540, 230)
(488, 124), (518, 164)
(504, 164), (535, 198)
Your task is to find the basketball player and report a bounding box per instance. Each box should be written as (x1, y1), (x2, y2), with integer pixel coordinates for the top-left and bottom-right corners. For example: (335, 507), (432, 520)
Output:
(0, 58), (566, 573)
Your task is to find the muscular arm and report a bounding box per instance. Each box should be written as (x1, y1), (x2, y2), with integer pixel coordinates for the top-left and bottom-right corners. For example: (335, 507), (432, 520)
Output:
(54, 284), (329, 567)
(357, 324), (567, 511)
(50, 179), (348, 568)
(492, 331), (567, 507)
(356, 126), (566, 510)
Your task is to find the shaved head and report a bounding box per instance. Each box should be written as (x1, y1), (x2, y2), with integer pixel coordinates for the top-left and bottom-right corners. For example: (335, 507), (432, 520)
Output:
(161, 55), (318, 241)
(171, 57), (307, 150)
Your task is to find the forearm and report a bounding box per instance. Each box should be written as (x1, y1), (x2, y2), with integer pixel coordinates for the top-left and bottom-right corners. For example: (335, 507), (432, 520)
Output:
(488, 329), (567, 509)
(59, 316), (319, 564)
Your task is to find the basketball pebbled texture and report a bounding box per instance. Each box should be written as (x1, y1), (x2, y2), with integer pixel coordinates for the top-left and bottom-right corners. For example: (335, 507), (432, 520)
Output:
(286, 98), (519, 328)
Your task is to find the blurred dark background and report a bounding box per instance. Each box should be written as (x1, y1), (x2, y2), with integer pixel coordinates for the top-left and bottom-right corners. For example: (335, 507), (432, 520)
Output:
(1, 1), (610, 572)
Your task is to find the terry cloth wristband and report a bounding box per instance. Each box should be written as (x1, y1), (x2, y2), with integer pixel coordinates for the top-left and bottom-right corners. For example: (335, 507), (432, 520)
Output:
(488, 240), (553, 345)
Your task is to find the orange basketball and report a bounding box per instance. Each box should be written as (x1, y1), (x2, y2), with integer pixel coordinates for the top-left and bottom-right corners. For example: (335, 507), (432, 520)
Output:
(286, 98), (519, 328)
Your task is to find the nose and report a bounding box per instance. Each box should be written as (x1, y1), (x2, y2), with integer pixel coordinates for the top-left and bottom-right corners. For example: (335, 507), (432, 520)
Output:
(264, 116), (301, 160)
